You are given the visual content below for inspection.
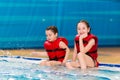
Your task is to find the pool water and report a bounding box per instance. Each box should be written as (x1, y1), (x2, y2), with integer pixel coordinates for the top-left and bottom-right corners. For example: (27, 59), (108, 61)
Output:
(0, 56), (120, 80)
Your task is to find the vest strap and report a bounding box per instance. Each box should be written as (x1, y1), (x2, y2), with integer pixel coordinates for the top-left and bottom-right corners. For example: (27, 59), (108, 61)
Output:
(46, 48), (66, 52)
(49, 56), (65, 61)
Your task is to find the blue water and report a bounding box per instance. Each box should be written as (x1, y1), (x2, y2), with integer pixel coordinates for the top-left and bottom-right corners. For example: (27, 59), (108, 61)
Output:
(0, 56), (120, 80)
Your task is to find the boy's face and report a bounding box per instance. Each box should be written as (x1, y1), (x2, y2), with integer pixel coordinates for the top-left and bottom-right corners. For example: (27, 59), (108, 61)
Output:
(45, 30), (57, 42)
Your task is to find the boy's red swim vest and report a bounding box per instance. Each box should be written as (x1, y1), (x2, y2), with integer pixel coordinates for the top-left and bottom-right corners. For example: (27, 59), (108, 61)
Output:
(44, 37), (68, 62)
(75, 34), (99, 67)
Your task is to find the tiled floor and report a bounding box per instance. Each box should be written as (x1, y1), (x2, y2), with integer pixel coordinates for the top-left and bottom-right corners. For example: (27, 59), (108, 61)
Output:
(0, 47), (120, 64)
(98, 47), (120, 64)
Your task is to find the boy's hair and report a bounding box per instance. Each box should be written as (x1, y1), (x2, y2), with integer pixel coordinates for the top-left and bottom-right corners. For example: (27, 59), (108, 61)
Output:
(46, 26), (58, 34)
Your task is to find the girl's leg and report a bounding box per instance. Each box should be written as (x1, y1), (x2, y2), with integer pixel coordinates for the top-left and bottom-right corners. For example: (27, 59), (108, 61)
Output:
(66, 62), (74, 69)
(40, 60), (62, 66)
(40, 60), (49, 66)
(49, 61), (62, 66)
(84, 54), (94, 67)
(77, 52), (94, 69)
(77, 52), (87, 69)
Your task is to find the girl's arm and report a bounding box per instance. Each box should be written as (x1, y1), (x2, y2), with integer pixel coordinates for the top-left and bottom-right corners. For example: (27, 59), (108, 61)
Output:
(72, 42), (77, 61)
(79, 36), (95, 54)
(59, 41), (70, 63)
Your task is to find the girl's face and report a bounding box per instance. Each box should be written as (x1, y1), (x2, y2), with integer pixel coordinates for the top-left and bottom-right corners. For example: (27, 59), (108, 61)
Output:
(45, 30), (57, 42)
(77, 22), (90, 36)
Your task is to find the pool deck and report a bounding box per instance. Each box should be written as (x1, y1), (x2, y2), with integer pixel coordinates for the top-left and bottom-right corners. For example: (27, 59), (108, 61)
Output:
(0, 47), (120, 64)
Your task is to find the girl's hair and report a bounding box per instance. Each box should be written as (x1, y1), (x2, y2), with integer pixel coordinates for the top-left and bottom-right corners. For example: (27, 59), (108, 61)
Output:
(78, 20), (91, 33)
(46, 26), (58, 34)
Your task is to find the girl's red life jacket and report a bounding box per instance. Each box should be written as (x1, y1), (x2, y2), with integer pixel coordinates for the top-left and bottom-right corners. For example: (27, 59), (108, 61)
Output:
(75, 34), (99, 67)
(44, 37), (68, 62)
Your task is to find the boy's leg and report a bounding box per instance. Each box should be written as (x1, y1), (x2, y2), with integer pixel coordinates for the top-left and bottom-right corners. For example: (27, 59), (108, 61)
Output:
(66, 62), (80, 69)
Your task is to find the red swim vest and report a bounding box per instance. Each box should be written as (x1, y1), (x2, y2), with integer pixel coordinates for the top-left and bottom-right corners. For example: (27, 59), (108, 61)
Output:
(44, 37), (68, 62)
(75, 34), (99, 67)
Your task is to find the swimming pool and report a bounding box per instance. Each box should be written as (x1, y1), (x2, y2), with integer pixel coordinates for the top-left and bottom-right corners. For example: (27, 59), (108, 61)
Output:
(0, 56), (120, 80)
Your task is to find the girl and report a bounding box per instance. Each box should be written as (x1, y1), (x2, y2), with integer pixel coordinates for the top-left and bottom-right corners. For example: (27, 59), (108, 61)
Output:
(32, 26), (70, 66)
(66, 20), (99, 69)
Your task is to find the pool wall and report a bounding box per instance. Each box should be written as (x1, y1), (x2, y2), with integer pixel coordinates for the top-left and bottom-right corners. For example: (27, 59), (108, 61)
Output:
(0, 0), (120, 49)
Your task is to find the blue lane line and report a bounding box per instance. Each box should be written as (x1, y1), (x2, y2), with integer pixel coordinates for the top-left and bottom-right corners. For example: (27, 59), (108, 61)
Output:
(23, 57), (41, 61)
(0, 56), (21, 58)
(0, 56), (42, 61)
(99, 63), (120, 68)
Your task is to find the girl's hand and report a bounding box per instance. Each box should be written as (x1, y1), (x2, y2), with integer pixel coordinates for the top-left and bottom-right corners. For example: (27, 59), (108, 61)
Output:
(79, 34), (87, 40)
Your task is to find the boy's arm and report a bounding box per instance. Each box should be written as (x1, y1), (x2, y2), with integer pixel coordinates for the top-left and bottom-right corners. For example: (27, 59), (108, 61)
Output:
(59, 41), (70, 63)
